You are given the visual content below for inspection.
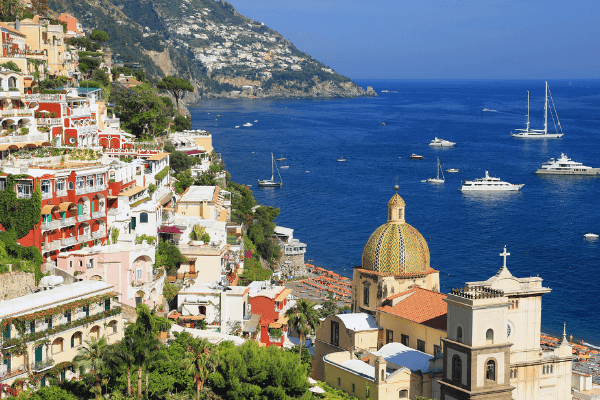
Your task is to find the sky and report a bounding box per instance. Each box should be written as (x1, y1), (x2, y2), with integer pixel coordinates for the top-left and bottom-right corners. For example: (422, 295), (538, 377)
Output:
(228, 0), (600, 80)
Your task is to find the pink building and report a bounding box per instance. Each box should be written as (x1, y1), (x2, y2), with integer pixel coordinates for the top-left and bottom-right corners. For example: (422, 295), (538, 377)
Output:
(55, 239), (164, 309)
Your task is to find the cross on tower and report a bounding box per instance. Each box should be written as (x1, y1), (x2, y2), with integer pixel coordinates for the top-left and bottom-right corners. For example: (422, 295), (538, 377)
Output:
(499, 245), (510, 268)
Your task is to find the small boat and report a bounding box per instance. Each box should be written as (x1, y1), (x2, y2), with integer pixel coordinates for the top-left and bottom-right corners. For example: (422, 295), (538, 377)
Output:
(510, 82), (564, 138)
(459, 171), (524, 192)
(381, 122), (386, 126)
(254, 120), (258, 122)
(429, 137), (456, 147)
(446, 168), (459, 173)
(410, 154), (424, 160)
(584, 233), (599, 239)
(276, 155), (286, 162)
(337, 156), (347, 162)
(427, 157), (445, 184)
(535, 153), (600, 175)
(235, 126), (240, 128)
(243, 122), (253, 127)
(280, 160), (289, 169)
(258, 153), (283, 187)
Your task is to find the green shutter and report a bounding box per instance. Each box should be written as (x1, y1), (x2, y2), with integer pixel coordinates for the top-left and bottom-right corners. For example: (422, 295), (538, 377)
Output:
(77, 204), (83, 215)
(104, 299), (110, 311)
(3, 324), (10, 340)
(35, 345), (43, 363)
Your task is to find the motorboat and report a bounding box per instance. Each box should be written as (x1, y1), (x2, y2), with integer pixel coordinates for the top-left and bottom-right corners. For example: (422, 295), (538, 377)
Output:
(427, 158), (445, 184)
(511, 82), (564, 138)
(243, 122), (253, 127)
(459, 171), (524, 192)
(337, 156), (347, 162)
(584, 233), (599, 239)
(258, 153), (283, 187)
(535, 153), (600, 175)
(446, 168), (459, 173)
(276, 155), (286, 161)
(410, 154), (424, 160)
(429, 137), (456, 147)
(280, 160), (289, 169)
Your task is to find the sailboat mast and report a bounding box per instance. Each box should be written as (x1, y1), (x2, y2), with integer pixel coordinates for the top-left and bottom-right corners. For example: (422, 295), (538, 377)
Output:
(270, 153), (275, 181)
(526, 91), (530, 131)
(544, 81), (548, 134)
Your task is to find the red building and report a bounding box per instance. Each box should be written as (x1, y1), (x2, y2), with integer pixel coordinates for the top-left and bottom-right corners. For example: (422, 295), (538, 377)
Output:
(248, 286), (294, 347)
(0, 162), (109, 263)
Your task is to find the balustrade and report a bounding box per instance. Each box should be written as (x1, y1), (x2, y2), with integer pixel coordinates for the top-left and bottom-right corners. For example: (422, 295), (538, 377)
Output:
(61, 237), (76, 246)
(92, 210), (105, 219)
(78, 233), (91, 242)
(61, 217), (76, 226)
(77, 214), (91, 222)
(92, 230), (105, 239)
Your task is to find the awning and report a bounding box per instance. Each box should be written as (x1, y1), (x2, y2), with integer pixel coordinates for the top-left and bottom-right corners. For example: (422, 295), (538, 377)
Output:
(185, 150), (205, 155)
(158, 225), (183, 234)
(168, 311), (181, 320)
(120, 185), (147, 197)
(180, 315), (206, 320)
(243, 314), (261, 333)
(41, 204), (58, 214)
(58, 202), (75, 212)
(274, 288), (293, 303)
(0, 144), (11, 151)
(158, 193), (172, 206)
(33, 140), (52, 147)
(268, 315), (289, 329)
(146, 152), (169, 161)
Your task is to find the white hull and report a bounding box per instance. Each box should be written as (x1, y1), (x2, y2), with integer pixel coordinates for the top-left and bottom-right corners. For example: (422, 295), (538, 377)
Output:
(511, 82), (565, 138)
(427, 178), (445, 184)
(429, 137), (456, 147)
(511, 132), (564, 138)
(257, 179), (282, 187)
(446, 168), (459, 173)
(536, 153), (599, 175)
(459, 185), (524, 192)
(535, 169), (600, 175)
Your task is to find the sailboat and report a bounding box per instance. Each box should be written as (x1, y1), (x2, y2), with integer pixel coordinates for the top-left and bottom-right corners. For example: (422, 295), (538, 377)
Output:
(258, 153), (283, 187)
(510, 82), (564, 138)
(427, 157), (445, 184)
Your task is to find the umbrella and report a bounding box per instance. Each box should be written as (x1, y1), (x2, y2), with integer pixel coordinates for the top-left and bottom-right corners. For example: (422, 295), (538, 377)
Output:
(309, 386), (325, 394)
(38, 110), (51, 113)
(308, 377), (318, 385)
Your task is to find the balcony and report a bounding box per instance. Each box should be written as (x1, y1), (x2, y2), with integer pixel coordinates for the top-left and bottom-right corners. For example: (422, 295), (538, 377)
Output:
(77, 214), (91, 222)
(30, 358), (54, 373)
(61, 217), (76, 226)
(61, 237), (76, 246)
(92, 210), (106, 219)
(26, 93), (66, 102)
(56, 190), (68, 197)
(42, 240), (61, 251)
(92, 230), (104, 239)
(0, 366), (26, 382)
(41, 220), (61, 231)
(36, 118), (62, 126)
(78, 233), (91, 242)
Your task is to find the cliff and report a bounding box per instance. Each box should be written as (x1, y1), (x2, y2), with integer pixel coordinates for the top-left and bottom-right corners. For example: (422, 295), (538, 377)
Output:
(47, 0), (377, 103)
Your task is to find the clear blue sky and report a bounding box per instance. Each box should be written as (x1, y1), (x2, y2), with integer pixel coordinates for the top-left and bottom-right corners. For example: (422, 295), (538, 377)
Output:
(228, 0), (600, 80)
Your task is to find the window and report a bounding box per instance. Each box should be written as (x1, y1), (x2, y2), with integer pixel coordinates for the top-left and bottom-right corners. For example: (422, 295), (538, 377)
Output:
(104, 299), (110, 311)
(401, 334), (409, 346)
(434, 344), (441, 357)
(486, 360), (496, 381)
(486, 329), (494, 344)
(79, 260), (83, 267)
(135, 297), (142, 305)
(136, 269), (142, 280)
(96, 174), (104, 186)
(510, 368), (518, 379)
(399, 390), (408, 398)
(452, 355), (462, 382)
(41, 180), (52, 198)
(386, 329), (393, 344)
(542, 365), (554, 374)
(3, 324), (10, 340)
(140, 212), (148, 223)
(398, 209), (403, 220)
(456, 326), (463, 343)
(56, 179), (65, 194)
(363, 284), (370, 306)
(89, 259), (94, 269)
(64, 311), (71, 323)
(417, 339), (425, 352)
(46, 317), (52, 329)
(86, 175), (94, 187)
(76, 177), (85, 189)
(69, 261), (73, 269)
(337, 377), (341, 387)
(68, 181), (74, 191)
(83, 306), (89, 317)
(16, 182), (33, 199)
(30, 321), (35, 334)
(331, 321), (339, 347)
(351, 383), (355, 393)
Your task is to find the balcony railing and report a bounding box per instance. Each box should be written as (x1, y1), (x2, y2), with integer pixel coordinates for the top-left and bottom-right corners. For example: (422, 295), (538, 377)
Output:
(36, 118), (62, 126)
(42, 241), (61, 251)
(92, 210), (106, 219)
(92, 230), (104, 239)
(76, 185), (106, 195)
(61, 217), (76, 226)
(31, 358), (54, 372)
(56, 190), (68, 197)
(41, 220), (61, 231)
(77, 214), (91, 222)
(26, 93), (66, 102)
(78, 233), (91, 242)
(61, 237), (76, 246)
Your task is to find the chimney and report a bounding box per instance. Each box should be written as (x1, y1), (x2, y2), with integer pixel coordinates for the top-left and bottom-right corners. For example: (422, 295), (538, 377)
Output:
(15, 16), (19, 31)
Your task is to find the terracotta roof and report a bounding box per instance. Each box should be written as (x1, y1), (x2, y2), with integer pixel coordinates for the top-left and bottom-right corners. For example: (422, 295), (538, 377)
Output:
(274, 288), (293, 303)
(0, 22), (25, 36)
(146, 152), (169, 161)
(377, 287), (447, 331)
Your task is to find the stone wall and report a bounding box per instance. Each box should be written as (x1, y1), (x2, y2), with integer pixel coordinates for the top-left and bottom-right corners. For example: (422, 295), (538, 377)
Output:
(0, 271), (35, 300)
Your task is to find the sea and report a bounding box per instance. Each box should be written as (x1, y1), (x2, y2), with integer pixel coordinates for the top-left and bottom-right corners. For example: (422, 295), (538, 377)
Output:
(188, 79), (600, 346)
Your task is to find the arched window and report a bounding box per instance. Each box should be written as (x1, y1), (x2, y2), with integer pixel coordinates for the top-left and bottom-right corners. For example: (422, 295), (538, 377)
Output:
(52, 337), (64, 354)
(486, 329), (494, 344)
(71, 332), (82, 347)
(452, 355), (462, 382)
(456, 326), (463, 343)
(108, 320), (118, 335)
(380, 369), (384, 381)
(486, 360), (496, 381)
(8, 77), (17, 89)
(399, 390), (408, 398)
(140, 212), (148, 223)
(363, 284), (370, 306)
(68, 181), (74, 191)
(41, 180), (51, 197)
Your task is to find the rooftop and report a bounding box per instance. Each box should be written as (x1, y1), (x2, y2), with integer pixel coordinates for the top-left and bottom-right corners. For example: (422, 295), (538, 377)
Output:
(373, 342), (432, 373)
(377, 287), (447, 331)
(336, 313), (379, 332)
(180, 185), (217, 203)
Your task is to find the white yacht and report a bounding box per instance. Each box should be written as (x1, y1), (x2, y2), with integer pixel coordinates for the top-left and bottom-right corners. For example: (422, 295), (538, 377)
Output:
(511, 82), (564, 138)
(459, 171), (524, 192)
(429, 137), (456, 147)
(535, 153), (600, 175)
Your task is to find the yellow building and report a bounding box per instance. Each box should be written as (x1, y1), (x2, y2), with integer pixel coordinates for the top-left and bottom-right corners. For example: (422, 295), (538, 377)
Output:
(353, 192), (440, 315)
(0, 280), (123, 387)
(376, 287), (447, 356)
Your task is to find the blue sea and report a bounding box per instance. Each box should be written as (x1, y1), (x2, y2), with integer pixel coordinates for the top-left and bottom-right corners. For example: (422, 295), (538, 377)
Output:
(189, 79), (600, 346)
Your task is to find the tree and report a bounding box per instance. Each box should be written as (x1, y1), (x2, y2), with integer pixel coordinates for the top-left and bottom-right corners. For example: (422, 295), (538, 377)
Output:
(156, 76), (194, 114)
(90, 29), (109, 43)
(286, 299), (320, 365)
(173, 115), (192, 132)
(156, 239), (187, 274)
(133, 70), (146, 83)
(73, 336), (109, 399)
(174, 169), (195, 195)
(182, 339), (217, 400)
(104, 336), (136, 397)
(0, 61), (20, 72)
(30, 385), (76, 400)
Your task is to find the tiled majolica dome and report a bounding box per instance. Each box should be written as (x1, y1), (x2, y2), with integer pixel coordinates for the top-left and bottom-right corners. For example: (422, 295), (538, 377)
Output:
(361, 193), (430, 275)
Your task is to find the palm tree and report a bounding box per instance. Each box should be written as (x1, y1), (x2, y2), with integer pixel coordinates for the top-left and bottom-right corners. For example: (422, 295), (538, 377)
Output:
(73, 336), (109, 399)
(285, 298), (321, 365)
(103, 336), (136, 397)
(142, 336), (167, 400)
(181, 339), (217, 400)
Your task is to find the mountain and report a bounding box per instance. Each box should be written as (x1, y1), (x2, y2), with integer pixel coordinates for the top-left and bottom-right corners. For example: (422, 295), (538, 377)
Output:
(47, 0), (376, 102)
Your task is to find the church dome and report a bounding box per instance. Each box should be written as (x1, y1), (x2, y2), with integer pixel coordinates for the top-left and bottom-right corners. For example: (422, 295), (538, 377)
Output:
(361, 193), (430, 275)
